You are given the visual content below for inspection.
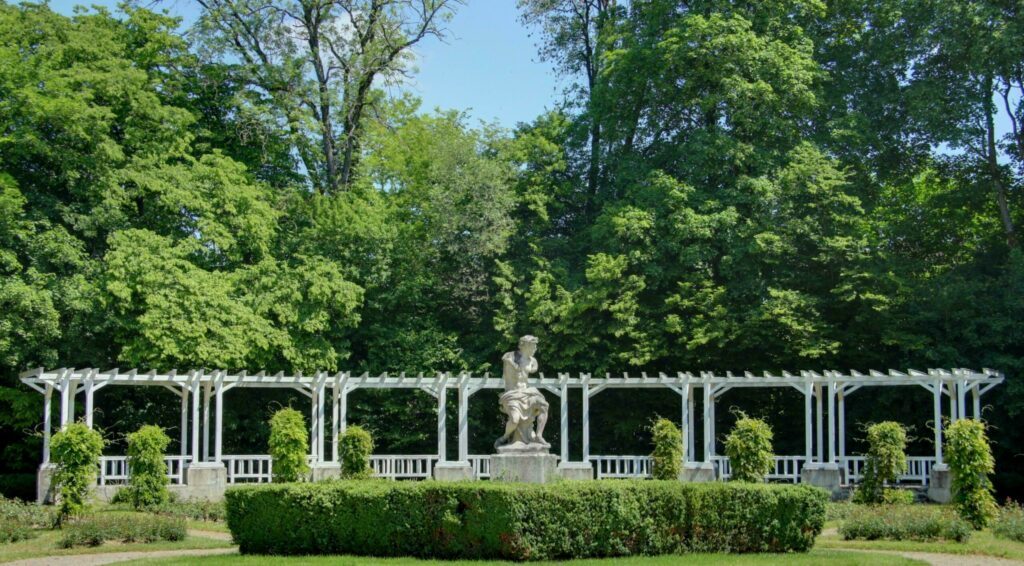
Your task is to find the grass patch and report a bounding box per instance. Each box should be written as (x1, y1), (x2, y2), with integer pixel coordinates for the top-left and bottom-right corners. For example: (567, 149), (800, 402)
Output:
(0, 529), (231, 563)
(819, 527), (1024, 561)
(127, 549), (922, 565)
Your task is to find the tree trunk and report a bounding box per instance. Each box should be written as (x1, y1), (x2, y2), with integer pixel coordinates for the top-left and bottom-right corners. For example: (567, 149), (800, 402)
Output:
(986, 73), (1017, 248)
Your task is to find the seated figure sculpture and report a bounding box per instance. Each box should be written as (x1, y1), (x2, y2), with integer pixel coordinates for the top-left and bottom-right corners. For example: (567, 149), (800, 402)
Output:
(494, 335), (550, 451)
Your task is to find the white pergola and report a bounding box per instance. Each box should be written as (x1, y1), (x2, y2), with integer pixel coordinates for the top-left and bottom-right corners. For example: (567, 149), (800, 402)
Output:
(21, 367), (1003, 483)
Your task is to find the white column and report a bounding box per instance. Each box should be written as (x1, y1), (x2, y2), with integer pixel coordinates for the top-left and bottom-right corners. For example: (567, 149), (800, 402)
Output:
(59, 379), (71, 428)
(214, 375), (224, 463)
(84, 371), (95, 429)
(437, 386), (447, 462)
(804, 384), (813, 462)
(331, 383), (340, 462)
(815, 383), (823, 462)
(202, 382), (212, 463)
(339, 388), (348, 434)
(703, 385), (712, 462)
(680, 384), (690, 464)
(458, 380), (470, 462)
(317, 380), (326, 462)
(560, 383), (569, 462)
(179, 388), (188, 458)
(687, 385), (695, 462)
(310, 385), (319, 463)
(972, 385), (981, 419)
(837, 387), (846, 462)
(827, 381), (836, 464)
(582, 387), (590, 461)
(708, 388), (716, 457)
(956, 379), (966, 422)
(933, 380), (943, 465)
(42, 385), (52, 463)
(948, 381), (958, 422)
(190, 377), (200, 464)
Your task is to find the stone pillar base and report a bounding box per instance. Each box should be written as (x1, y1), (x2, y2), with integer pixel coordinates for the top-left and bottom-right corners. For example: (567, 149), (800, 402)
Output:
(927, 464), (951, 503)
(310, 462), (342, 482)
(433, 461), (475, 481)
(490, 453), (559, 483)
(37, 463), (56, 504)
(680, 462), (715, 482)
(801, 463), (843, 497)
(184, 462), (228, 501)
(558, 462), (594, 480)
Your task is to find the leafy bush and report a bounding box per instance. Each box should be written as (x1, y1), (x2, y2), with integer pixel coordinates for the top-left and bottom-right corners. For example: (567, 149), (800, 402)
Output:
(58, 513), (186, 548)
(881, 488), (915, 505)
(853, 421), (907, 504)
(50, 423), (104, 521)
(124, 425), (171, 508)
(0, 496), (53, 528)
(339, 426), (374, 479)
(225, 480), (827, 559)
(0, 518), (33, 543)
(826, 501), (855, 522)
(268, 408), (309, 482)
(839, 504), (971, 542)
(145, 500), (226, 522)
(650, 418), (682, 480)
(993, 500), (1024, 542)
(724, 413), (774, 482)
(945, 419), (997, 529)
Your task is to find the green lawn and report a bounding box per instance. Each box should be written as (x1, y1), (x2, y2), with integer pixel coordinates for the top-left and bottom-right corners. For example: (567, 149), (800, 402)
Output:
(0, 530), (232, 563)
(819, 527), (1024, 561)
(127, 550), (923, 565)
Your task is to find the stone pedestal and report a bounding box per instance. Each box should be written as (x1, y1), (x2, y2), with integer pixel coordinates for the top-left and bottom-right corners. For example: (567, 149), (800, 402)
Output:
(558, 462), (594, 480)
(801, 463), (843, 497)
(680, 462), (715, 482)
(185, 462), (228, 501)
(311, 462), (342, 482)
(433, 461), (475, 481)
(490, 453), (560, 483)
(927, 464), (951, 503)
(37, 464), (56, 504)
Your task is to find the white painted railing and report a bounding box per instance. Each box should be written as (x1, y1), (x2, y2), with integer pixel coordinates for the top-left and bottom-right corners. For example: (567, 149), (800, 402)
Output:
(712, 455), (807, 483)
(370, 455), (437, 480)
(591, 456), (653, 479)
(469, 455), (490, 479)
(223, 455), (273, 484)
(842, 456), (934, 486)
(98, 456), (190, 486)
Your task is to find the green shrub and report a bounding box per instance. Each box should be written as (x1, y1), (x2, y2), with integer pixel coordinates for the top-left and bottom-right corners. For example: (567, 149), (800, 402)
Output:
(839, 504), (971, 542)
(50, 422), (104, 521)
(0, 496), (53, 527)
(826, 501), (855, 522)
(268, 408), (309, 483)
(993, 500), (1024, 543)
(144, 500), (226, 522)
(650, 418), (682, 480)
(58, 513), (186, 548)
(339, 426), (374, 479)
(724, 413), (773, 482)
(946, 419), (997, 529)
(853, 421), (907, 504)
(881, 488), (915, 505)
(225, 480), (827, 559)
(0, 518), (33, 543)
(123, 425), (171, 508)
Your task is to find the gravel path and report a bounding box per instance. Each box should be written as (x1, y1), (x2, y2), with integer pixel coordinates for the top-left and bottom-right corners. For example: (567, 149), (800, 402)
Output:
(833, 548), (1024, 566)
(2, 547), (237, 566)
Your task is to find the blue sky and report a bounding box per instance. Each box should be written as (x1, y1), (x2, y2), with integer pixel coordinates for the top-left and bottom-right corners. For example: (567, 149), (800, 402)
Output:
(48, 0), (562, 129)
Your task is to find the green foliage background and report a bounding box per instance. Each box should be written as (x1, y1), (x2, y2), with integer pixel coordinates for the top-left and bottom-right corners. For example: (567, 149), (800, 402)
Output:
(0, 0), (1023, 499)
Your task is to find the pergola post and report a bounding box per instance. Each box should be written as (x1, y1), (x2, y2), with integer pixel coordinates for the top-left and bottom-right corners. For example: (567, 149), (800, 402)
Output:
(559, 381), (569, 462)
(827, 380), (836, 464)
(189, 373), (200, 465)
(331, 376), (343, 463)
(84, 369), (95, 429)
(309, 382), (319, 463)
(202, 381), (212, 463)
(214, 372), (224, 463)
(804, 384), (813, 463)
(972, 385), (981, 419)
(956, 375), (967, 422)
(42, 385), (52, 463)
(687, 384), (695, 462)
(815, 383), (823, 463)
(948, 380), (958, 422)
(317, 375), (326, 463)
(59, 371), (72, 428)
(680, 383), (689, 464)
(933, 380), (944, 465)
(179, 387), (188, 458)
(437, 378), (447, 462)
(457, 378), (469, 462)
(837, 387), (846, 464)
(582, 385), (591, 462)
(703, 385), (712, 462)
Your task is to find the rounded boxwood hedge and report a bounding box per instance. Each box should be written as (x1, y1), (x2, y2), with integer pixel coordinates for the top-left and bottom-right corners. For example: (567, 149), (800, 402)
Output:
(225, 480), (827, 560)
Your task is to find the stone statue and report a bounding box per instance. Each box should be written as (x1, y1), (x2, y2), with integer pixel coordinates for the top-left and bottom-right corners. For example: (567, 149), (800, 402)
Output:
(494, 335), (550, 451)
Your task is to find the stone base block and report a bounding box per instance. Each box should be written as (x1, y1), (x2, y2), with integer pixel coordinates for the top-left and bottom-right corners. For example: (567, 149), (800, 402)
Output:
(679, 462), (715, 482)
(433, 461), (475, 481)
(490, 453), (560, 484)
(558, 462), (594, 480)
(311, 462), (342, 482)
(37, 464), (56, 504)
(184, 463), (228, 501)
(927, 464), (951, 503)
(801, 463), (843, 497)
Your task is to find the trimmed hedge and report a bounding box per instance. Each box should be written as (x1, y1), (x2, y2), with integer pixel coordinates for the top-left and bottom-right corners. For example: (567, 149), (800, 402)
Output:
(225, 480), (827, 560)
